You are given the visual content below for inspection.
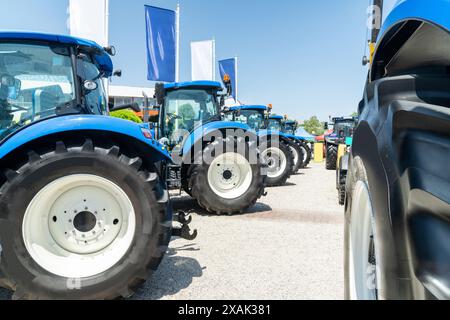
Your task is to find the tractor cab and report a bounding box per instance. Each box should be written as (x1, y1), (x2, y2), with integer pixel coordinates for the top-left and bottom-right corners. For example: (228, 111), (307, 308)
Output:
(267, 114), (283, 132)
(326, 116), (358, 146)
(223, 105), (268, 131)
(324, 116), (358, 170)
(282, 120), (298, 135)
(0, 33), (114, 142)
(154, 81), (224, 152)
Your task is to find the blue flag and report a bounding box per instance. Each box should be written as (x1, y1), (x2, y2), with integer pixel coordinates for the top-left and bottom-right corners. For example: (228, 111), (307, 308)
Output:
(219, 58), (237, 101)
(145, 5), (176, 82)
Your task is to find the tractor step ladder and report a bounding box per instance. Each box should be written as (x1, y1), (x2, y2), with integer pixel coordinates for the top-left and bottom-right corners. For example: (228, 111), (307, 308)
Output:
(166, 163), (183, 195)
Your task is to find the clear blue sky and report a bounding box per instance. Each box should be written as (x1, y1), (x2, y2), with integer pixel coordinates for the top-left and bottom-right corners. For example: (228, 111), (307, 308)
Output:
(0, 0), (396, 121)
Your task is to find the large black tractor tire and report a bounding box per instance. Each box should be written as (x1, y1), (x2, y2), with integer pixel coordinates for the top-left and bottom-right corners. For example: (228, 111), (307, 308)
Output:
(0, 137), (171, 300)
(299, 142), (312, 168)
(181, 167), (192, 196)
(325, 144), (338, 170)
(336, 157), (347, 205)
(287, 141), (303, 174)
(189, 136), (264, 215)
(260, 139), (293, 187)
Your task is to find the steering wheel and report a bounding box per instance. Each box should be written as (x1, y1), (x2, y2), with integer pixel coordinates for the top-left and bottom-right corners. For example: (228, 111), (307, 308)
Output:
(167, 112), (182, 120)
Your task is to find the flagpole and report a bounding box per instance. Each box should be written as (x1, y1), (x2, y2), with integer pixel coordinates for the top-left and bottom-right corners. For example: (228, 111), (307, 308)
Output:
(234, 56), (238, 102)
(105, 0), (109, 46)
(104, 0), (110, 95)
(175, 3), (180, 82)
(212, 38), (216, 81)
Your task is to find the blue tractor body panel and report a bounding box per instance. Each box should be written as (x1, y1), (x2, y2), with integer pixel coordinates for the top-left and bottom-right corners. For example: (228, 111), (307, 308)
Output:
(0, 31), (113, 76)
(380, 0), (450, 39)
(0, 115), (171, 162)
(181, 120), (251, 155)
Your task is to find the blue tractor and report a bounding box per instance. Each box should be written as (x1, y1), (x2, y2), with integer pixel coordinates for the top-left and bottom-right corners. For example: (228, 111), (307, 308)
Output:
(344, 0), (450, 300)
(223, 105), (294, 186)
(0, 32), (194, 299)
(323, 116), (357, 170)
(151, 81), (265, 215)
(281, 119), (313, 169)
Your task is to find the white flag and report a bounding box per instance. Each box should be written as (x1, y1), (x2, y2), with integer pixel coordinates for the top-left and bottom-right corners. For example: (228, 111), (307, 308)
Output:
(191, 40), (215, 81)
(69, 0), (109, 47)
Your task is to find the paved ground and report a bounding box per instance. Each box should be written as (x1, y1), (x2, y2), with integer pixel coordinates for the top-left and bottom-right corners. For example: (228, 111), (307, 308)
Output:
(0, 161), (344, 300)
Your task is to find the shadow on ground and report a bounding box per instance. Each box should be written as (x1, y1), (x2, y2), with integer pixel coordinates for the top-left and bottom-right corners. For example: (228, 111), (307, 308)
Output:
(0, 245), (202, 301)
(268, 182), (297, 187)
(132, 245), (203, 300)
(171, 195), (272, 216)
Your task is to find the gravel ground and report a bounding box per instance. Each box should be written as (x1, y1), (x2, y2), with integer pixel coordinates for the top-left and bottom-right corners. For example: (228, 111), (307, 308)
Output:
(0, 161), (344, 300)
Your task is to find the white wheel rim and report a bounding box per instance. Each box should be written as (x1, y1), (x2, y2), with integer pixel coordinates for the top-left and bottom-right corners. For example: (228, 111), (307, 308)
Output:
(207, 152), (253, 199)
(261, 147), (287, 179)
(349, 181), (378, 300)
(289, 146), (299, 167)
(22, 174), (136, 278)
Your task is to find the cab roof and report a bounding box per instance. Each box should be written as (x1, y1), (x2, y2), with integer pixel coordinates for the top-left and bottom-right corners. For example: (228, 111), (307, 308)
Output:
(269, 115), (283, 120)
(0, 31), (113, 76)
(164, 81), (223, 91)
(229, 105), (267, 112)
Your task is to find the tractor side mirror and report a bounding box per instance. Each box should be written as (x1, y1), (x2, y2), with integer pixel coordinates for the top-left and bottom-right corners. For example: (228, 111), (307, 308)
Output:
(324, 122), (329, 130)
(110, 102), (141, 113)
(155, 83), (165, 106)
(113, 69), (122, 77)
(104, 46), (117, 56)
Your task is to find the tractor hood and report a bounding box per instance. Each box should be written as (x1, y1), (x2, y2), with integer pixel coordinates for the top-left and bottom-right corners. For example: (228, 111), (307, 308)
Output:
(371, 0), (450, 81)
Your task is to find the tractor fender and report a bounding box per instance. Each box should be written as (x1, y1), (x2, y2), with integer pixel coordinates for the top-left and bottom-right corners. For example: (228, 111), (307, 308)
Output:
(372, 1), (450, 82)
(378, 0), (450, 43)
(256, 130), (293, 146)
(181, 121), (257, 163)
(0, 115), (172, 163)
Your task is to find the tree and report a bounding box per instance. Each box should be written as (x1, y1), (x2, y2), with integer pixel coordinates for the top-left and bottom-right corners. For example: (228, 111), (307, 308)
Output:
(351, 112), (358, 117)
(110, 110), (143, 123)
(303, 116), (325, 135)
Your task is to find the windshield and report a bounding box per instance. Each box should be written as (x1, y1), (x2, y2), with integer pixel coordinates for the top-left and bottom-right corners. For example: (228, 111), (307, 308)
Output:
(0, 42), (75, 140)
(163, 89), (219, 138)
(233, 110), (265, 131)
(334, 121), (356, 138)
(268, 118), (282, 131)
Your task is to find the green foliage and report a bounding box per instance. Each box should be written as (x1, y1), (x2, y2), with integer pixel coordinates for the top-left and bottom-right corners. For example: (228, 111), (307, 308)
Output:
(350, 112), (358, 117)
(303, 116), (325, 135)
(110, 110), (143, 124)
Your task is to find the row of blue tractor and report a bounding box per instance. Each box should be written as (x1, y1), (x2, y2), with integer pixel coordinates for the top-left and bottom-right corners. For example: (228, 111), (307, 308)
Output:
(224, 105), (312, 185)
(0, 32), (199, 299)
(0, 31), (310, 300)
